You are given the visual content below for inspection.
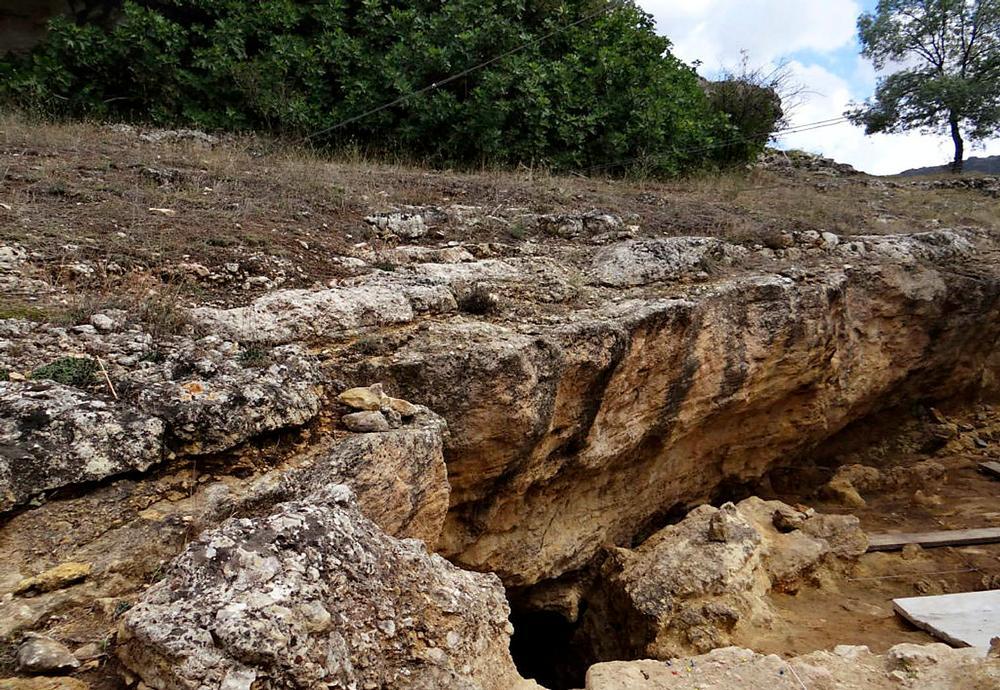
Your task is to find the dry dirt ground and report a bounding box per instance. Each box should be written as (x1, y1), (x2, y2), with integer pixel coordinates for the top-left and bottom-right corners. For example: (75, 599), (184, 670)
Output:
(2, 111), (998, 320)
(746, 401), (1000, 658)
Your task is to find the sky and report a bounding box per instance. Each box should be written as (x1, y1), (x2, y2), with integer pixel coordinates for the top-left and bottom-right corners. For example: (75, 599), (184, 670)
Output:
(637, 0), (1000, 174)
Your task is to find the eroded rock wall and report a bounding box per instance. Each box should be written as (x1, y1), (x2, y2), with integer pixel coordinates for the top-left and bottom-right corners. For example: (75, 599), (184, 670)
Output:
(349, 262), (1000, 585)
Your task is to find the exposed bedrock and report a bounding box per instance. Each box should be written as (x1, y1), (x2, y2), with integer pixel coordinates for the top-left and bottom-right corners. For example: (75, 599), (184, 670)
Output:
(348, 262), (1000, 586)
(116, 485), (537, 690)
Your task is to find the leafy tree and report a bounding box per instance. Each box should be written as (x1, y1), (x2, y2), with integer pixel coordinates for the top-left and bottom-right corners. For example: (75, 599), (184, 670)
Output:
(0, 0), (762, 175)
(849, 0), (1000, 173)
(706, 53), (797, 166)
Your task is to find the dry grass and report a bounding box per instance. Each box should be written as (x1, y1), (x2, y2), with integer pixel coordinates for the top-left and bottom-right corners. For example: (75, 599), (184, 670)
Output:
(2, 109), (998, 322)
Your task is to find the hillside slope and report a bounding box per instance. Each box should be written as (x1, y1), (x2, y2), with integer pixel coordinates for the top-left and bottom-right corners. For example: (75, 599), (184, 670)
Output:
(2, 115), (1000, 690)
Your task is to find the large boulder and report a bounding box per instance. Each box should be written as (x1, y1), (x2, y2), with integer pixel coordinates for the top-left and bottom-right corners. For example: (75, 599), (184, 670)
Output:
(0, 381), (164, 512)
(580, 499), (866, 660)
(117, 486), (536, 690)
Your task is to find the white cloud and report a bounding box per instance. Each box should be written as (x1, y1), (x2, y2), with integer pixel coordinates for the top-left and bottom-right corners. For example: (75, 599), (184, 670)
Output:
(636, 0), (1000, 174)
(640, 0), (861, 71)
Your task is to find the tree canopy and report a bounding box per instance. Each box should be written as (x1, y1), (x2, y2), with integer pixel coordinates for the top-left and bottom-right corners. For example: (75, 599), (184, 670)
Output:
(849, 0), (1000, 173)
(0, 0), (781, 176)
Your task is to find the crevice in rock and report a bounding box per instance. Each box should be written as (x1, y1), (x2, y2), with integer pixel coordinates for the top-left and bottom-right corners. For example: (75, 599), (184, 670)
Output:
(508, 604), (592, 690)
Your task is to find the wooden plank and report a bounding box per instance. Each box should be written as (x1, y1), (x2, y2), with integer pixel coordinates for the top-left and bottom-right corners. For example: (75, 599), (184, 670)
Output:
(867, 527), (1000, 552)
(979, 461), (1000, 480)
(893, 590), (1000, 654)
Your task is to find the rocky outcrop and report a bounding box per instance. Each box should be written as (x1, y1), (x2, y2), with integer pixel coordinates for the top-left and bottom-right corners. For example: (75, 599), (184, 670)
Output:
(0, 381), (165, 512)
(117, 485), (536, 690)
(234, 414), (450, 546)
(136, 344), (323, 456)
(585, 644), (1000, 689)
(579, 499), (866, 661)
(0, 412), (450, 639)
(343, 248), (999, 586)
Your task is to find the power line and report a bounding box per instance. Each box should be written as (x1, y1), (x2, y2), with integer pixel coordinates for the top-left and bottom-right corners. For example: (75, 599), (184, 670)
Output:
(302, 0), (626, 143)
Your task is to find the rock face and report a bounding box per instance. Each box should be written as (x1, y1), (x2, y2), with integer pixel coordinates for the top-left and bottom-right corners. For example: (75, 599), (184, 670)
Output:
(348, 255), (1000, 586)
(136, 344), (323, 456)
(579, 499), (866, 661)
(117, 486), (534, 690)
(585, 644), (1000, 689)
(0, 381), (165, 512)
(236, 415), (450, 546)
(0, 413), (450, 640)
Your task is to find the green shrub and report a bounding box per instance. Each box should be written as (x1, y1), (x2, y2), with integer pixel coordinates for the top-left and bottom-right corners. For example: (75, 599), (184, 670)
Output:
(0, 0), (751, 176)
(30, 357), (99, 387)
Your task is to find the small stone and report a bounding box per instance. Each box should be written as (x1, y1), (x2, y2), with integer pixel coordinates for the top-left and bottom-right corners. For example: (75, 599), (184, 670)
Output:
(901, 543), (923, 561)
(0, 678), (90, 690)
(772, 506), (806, 533)
(338, 384), (385, 411)
(384, 396), (421, 418)
(72, 643), (102, 661)
(89, 314), (115, 332)
(16, 635), (80, 675)
(15, 562), (92, 595)
(820, 232), (840, 249)
(707, 503), (752, 543)
(342, 411), (390, 433)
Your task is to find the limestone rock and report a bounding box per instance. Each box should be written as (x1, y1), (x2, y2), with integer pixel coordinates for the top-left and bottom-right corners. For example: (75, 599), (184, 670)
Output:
(189, 284), (449, 343)
(338, 384), (423, 419)
(117, 486), (532, 690)
(588, 238), (740, 287)
(365, 212), (427, 239)
(351, 262), (996, 587)
(0, 679), (89, 690)
(0, 417), (449, 642)
(137, 345), (322, 456)
(338, 384), (384, 411)
(14, 562), (92, 595)
(16, 635), (80, 675)
(582, 498), (865, 660)
(0, 381), (165, 513)
(585, 644), (1000, 689)
(342, 410), (391, 433)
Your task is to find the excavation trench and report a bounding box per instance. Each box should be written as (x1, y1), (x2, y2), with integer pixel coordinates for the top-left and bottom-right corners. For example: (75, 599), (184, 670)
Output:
(497, 394), (1000, 689)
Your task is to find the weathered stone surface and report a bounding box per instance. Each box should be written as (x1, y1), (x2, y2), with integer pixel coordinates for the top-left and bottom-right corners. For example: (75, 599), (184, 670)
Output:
(16, 635), (80, 675)
(342, 410), (391, 433)
(189, 283), (451, 343)
(117, 486), (535, 690)
(580, 498), (865, 660)
(585, 644), (1000, 689)
(0, 416), (449, 640)
(0, 678), (89, 690)
(137, 345), (322, 455)
(348, 259), (1000, 586)
(588, 238), (742, 287)
(0, 381), (164, 512)
(14, 562), (91, 595)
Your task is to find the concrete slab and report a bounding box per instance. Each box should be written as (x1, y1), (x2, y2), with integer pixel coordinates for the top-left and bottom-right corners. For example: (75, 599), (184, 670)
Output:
(893, 590), (1000, 655)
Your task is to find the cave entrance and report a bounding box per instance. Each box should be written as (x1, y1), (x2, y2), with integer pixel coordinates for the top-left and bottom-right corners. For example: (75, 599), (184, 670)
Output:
(508, 607), (591, 690)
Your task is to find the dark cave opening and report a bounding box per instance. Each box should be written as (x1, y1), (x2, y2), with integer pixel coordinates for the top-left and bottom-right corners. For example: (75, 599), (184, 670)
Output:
(508, 607), (592, 690)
